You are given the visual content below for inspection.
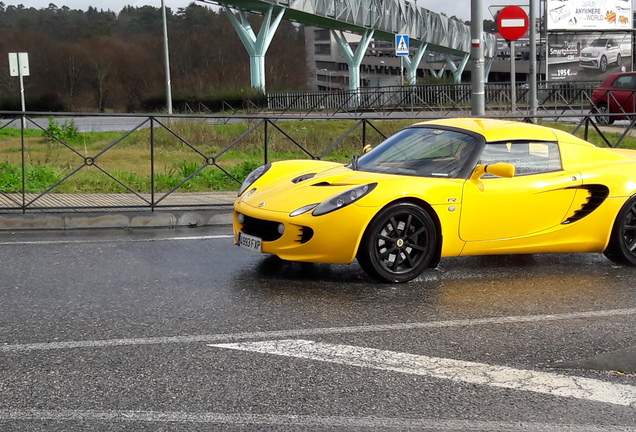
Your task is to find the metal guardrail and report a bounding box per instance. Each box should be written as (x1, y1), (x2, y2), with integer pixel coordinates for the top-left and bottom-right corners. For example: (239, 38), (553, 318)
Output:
(0, 113), (401, 213)
(267, 81), (601, 115)
(1, 100), (635, 213)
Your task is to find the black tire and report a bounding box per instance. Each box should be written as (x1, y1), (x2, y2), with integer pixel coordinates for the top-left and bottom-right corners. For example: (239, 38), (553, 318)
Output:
(595, 103), (614, 125)
(616, 54), (622, 67)
(604, 195), (636, 266)
(600, 55), (608, 73)
(357, 202), (437, 283)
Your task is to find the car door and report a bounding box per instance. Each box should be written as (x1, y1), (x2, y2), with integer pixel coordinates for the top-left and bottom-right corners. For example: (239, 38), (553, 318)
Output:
(459, 141), (581, 242)
(607, 74), (636, 114)
(606, 38), (618, 64)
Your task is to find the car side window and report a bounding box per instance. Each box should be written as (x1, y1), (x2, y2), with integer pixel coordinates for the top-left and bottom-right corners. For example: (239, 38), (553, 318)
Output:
(479, 141), (562, 176)
(613, 75), (633, 89)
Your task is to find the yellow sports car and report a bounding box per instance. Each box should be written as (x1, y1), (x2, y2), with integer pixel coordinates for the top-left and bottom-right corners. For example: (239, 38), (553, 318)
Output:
(233, 118), (636, 282)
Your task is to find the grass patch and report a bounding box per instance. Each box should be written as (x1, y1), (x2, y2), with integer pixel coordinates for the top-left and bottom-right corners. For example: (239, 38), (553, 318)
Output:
(0, 124), (42, 138)
(0, 162), (63, 193)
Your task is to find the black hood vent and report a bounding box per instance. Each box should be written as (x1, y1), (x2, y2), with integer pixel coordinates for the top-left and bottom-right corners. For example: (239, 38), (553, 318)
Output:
(291, 173), (317, 184)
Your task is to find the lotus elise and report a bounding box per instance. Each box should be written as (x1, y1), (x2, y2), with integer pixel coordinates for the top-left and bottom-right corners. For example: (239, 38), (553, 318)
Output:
(233, 118), (636, 282)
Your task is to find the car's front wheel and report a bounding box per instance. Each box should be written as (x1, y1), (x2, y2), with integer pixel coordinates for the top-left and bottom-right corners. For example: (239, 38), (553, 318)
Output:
(604, 195), (636, 266)
(594, 103), (614, 125)
(600, 55), (608, 72)
(357, 202), (437, 283)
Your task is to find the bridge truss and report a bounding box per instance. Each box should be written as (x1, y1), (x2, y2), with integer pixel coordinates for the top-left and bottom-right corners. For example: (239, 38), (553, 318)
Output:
(198, 0), (497, 94)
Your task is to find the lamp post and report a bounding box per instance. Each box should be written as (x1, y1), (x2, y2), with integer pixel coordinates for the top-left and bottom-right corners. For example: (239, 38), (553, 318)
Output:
(316, 68), (327, 91)
(316, 68), (334, 91)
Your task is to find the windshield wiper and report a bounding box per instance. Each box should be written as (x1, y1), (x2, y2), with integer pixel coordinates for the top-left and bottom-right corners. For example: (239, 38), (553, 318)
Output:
(351, 154), (359, 171)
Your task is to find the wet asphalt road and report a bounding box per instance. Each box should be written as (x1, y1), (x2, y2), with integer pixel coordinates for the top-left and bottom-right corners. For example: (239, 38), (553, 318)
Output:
(0, 226), (635, 431)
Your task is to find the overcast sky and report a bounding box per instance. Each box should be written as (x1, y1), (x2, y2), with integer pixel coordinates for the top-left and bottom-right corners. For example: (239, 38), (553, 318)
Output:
(3, 0), (530, 21)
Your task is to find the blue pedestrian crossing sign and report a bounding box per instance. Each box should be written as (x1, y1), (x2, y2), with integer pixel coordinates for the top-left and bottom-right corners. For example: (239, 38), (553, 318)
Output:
(395, 34), (409, 56)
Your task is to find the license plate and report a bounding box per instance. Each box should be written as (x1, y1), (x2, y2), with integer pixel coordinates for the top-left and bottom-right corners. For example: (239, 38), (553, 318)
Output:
(238, 233), (262, 253)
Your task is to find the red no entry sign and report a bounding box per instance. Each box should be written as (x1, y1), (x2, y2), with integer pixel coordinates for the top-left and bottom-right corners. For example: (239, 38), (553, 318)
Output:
(497, 5), (529, 41)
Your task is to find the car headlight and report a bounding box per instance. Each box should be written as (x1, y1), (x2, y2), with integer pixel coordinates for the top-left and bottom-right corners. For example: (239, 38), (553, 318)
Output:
(238, 163), (271, 196)
(312, 183), (377, 216)
(591, 53), (599, 58)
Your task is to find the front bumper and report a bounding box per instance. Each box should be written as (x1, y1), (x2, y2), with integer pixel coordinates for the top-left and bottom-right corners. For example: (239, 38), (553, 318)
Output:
(579, 58), (600, 69)
(233, 200), (374, 264)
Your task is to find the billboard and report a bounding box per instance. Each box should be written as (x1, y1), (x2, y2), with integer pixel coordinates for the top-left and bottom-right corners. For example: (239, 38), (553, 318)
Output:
(547, 32), (632, 81)
(547, 0), (632, 31)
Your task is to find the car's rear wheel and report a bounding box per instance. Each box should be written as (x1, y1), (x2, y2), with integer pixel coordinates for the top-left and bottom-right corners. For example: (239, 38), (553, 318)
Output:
(616, 54), (622, 67)
(595, 103), (614, 125)
(357, 202), (437, 283)
(604, 195), (636, 266)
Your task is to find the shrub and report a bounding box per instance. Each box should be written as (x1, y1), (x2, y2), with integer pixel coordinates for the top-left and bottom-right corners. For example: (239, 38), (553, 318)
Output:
(43, 117), (80, 142)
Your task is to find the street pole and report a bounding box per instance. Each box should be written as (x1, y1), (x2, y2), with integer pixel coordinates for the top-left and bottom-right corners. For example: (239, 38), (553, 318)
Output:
(529, 0), (538, 120)
(470, 0), (485, 116)
(9, 52), (28, 209)
(161, 0), (173, 115)
(17, 55), (25, 114)
(510, 41), (516, 113)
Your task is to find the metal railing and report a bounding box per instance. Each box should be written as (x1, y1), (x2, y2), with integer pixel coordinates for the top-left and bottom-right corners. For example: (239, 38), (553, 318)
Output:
(0, 113), (403, 213)
(1, 96), (635, 213)
(267, 81), (600, 115)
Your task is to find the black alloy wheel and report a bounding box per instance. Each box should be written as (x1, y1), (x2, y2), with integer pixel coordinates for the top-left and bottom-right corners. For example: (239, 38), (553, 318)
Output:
(357, 202), (437, 283)
(616, 54), (622, 67)
(604, 195), (636, 266)
(600, 55), (608, 73)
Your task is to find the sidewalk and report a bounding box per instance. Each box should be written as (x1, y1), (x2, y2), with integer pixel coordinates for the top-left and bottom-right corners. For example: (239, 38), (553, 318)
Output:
(0, 192), (236, 230)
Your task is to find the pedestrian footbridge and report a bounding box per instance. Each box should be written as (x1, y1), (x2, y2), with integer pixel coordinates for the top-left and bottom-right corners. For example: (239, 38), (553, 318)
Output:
(199, 0), (497, 92)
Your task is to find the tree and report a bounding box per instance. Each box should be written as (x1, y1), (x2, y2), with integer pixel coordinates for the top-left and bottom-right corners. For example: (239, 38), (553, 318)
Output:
(483, 19), (496, 33)
(0, 3), (311, 111)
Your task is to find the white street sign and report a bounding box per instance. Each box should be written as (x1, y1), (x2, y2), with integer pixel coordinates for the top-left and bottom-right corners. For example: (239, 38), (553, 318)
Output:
(8, 52), (29, 77)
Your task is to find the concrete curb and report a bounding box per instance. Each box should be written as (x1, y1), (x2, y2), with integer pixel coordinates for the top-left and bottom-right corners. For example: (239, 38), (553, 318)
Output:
(0, 207), (234, 231)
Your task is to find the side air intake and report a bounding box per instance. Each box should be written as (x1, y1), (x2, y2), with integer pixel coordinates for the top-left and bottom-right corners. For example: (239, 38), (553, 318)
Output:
(562, 185), (609, 224)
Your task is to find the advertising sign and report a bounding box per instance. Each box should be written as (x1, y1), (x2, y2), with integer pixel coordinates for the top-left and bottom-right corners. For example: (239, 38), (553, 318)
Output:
(547, 32), (632, 81)
(547, 0), (632, 31)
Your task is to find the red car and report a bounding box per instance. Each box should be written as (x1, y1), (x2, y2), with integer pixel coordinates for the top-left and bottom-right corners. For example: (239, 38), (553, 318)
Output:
(591, 72), (636, 125)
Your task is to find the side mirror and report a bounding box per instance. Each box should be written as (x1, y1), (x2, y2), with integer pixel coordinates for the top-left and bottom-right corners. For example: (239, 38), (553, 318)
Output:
(470, 163), (516, 181)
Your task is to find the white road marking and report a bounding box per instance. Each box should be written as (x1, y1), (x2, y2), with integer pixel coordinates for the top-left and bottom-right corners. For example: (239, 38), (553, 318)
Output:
(0, 410), (629, 431)
(0, 234), (232, 246)
(2, 308), (635, 352)
(211, 339), (636, 408)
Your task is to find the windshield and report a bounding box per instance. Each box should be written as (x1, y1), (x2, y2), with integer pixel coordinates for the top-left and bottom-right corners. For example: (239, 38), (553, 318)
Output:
(590, 39), (607, 47)
(354, 127), (479, 178)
